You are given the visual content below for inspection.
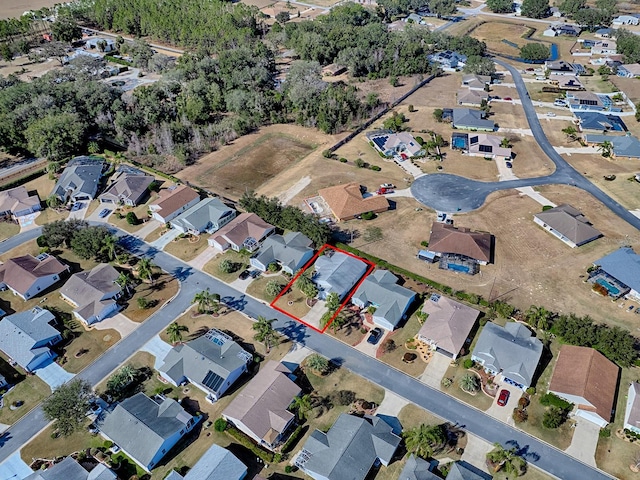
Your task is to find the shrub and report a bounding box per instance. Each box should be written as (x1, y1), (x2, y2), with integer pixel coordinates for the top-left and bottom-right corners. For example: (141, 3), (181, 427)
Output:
(370, 165), (381, 171)
(526, 387), (536, 395)
(463, 359), (474, 369)
(354, 158), (365, 168)
(332, 390), (356, 406)
(226, 426), (274, 462)
(382, 339), (396, 353)
(542, 205), (554, 211)
(540, 393), (572, 410)
(599, 427), (611, 438)
(543, 406), (566, 429)
(415, 136), (424, 145)
(126, 212), (138, 225)
(512, 408), (528, 423)
(285, 466), (294, 473)
(408, 104), (415, 112)
(267, 262), (281, 273)
(137, 297), (150, 309)
(361, 211), (375, 220)
(339, 157), (348, 163)
(36, 235), (48, 248)
(518, 397), (530, 408)
(322, 149), (333, 158)
(281, 425), (305, 454)
(441, 377), (453, 388)
(103, 440), (113, 449)
(214, 418), (227, 432)
(219, 259), (238, 274)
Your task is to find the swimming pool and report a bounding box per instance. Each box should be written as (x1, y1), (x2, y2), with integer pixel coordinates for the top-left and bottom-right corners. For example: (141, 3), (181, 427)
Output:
(452, 137), (467, 149)
(596, 278), (620, 296)
(448, 263), (470, 273)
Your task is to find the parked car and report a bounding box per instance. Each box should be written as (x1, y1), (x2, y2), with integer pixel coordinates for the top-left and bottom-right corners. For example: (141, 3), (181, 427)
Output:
(554, 99), (566, 106)
(506, 162), (513, 169)
(239, 270), (251, 280)
(71, 202), (83, 211)
(628, 305), (635, 313)
(250, 270), (261, 279)
(376, 187), (394, 195)
(503, 97), (512, 101)
(497, 389), (510, 406)
(98, 208), (111, 218)
(380, 183), (395, 189)
(546, 112), (556, 117)
(367, 328), (383, 345)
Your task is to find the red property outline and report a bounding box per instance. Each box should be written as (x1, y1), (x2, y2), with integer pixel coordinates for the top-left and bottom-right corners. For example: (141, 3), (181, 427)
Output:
(270, 244), (376, 333)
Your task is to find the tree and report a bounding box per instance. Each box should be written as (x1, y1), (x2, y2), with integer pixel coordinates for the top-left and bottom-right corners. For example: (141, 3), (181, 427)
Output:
(70, 226), (112, 260)
(192, 289), (219, 314)
(383, 111), (406, 132)
(46, 194), (62, 209)
(562, 125), (578, 141)
(433, 109), (444, 122)
(542, 406), (566, 428)
(325, 292), (341, 312)
(558, 0), (585, 17)
(166, 322), (189, 344)
(486, 0), (515, 13)
(459, 373), (480, 393)
(41, 219), (86, 247)
(42, 379), (93, 437)
(252, 316), (279, 352)
(500, 137), (511, 148)
(0, 44), (13, 63)
(598, 140), (613, 158)
(403, 424), (447, 459)
(126, 212), (139, 225)
(52, 17), (82, 43)
(101, 234), (118, 261)
(296, 274), (318, 299)
(219, 258), (237, 274)
(524, 305), (552, 330)
(47, 161), (61, 174)
(520, 43), (550, 61)
(40, 41), (68, 66)
(291, 394), (312, 420)
(275, 11), (291, 23)
(305, 353), (330, 374)
(137, 258), (156, 284)
(266, 280), (284, 298)
(428, 0), (457, 17)
(116, 272), (134, 295)
(486, 443), (527, 476)
(25, 112), (86, 161)
(463, 55), (496, 76)
(520, 0), (549, 18)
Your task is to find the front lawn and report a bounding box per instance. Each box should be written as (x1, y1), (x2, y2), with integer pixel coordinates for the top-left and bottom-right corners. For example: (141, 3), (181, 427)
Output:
(376, 312), (426, 377)
(21, 424), (106, 467)
(203, 250), (250, 284)
(0, 221), (19, 241)
(0, 372), (50, 425)
(272, 287), (311, 319)
(163, 234), (210, 262)
(245, 274), (289, 303)
(441, 362), (494, 411)
(121, 272), (179, 323)
(35, 208), (68, 226)
(109, 201), (154, 233)
(58, 327), (121, 374)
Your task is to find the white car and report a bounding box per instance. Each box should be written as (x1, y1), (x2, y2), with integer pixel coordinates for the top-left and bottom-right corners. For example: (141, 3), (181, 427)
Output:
(380, 183), (395, 189)
(546, 112), (556, 117)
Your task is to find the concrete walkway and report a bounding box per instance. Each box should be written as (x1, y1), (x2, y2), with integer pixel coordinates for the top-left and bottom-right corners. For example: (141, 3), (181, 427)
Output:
(516, 186), (556, 207)
(0, 451), (34, 480)
(564, 418), (599, 467)
(34, 358), (73, 390)
(494, 157), (518, 182)
(92, 312), (139, 338)
(497, 127), (533, 136)
(385, 188), (414, 198)
(229, 275), (254, 293)
(149, 229), (180, 250)
(188, 246), (219, 270)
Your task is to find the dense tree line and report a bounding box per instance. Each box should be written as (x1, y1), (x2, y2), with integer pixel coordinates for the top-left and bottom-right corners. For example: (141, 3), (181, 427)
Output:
(615, 29), (640, 64)
(558, 0), (617, 28)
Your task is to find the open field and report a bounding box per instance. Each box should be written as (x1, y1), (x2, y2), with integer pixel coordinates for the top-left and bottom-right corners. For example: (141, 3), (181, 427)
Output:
(470, 22), (533, 57)
(177, 126), (325, 200)
(0, 56), (61, 81)
(611, 76), (640, 104)
(353, 188), (640, 331)
(0, 0), (59, 19)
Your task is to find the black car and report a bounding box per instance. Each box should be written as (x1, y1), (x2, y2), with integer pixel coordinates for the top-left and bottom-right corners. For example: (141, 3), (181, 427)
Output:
(239, 270), (251, 280)
(367, 328), (383, 345)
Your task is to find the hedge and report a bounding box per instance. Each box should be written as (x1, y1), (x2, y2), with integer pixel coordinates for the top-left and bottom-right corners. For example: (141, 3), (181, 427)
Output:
(226, 426), (275, 463)
(281, 425), (305, 454)
(0, 168), (46, 191)
(539, 393), (572, 410)
(105, 54), (133, 67)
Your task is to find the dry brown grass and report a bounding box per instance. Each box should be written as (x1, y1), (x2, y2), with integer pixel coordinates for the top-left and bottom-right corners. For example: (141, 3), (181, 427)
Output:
(0, 0), (58, 19)
(121, 272), (180, 323)
(108, 200), (155, 233)
(60, 327), (121, 374)
(163, 234), (210, 262)
(0, 220), (20, 241)
(22, 174), (55, 200)
(470, 22), (532, 57)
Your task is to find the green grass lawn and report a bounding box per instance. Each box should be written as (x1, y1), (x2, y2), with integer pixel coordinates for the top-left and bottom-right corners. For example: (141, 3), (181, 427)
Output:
(109, 201), (153, 233)
(0, 374), (50, 425)
(203, 250), (250, 283)
(377, 313), (425, 377)
(245, 274), (289, 303)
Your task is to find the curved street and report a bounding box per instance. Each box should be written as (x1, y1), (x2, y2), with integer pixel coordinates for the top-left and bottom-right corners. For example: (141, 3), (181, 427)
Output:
(0, 227), (613, 480)
(412, 59), (640, 233)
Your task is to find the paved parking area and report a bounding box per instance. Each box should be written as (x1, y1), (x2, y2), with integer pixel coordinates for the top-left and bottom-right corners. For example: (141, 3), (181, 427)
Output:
(0, 451), (34, 480)
(93, 312), (138, 338)
(565, 418), (599, 467)
(419, 352), (451, 388)
(34, 358), (74, 390)
(140, 335), (173, 369)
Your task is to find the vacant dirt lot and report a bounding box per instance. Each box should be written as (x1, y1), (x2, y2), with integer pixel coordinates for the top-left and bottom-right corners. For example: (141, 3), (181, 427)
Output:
(611, 76), (640, 104)
(0, 56), (61, 81)
(0, 0), (58, 19)
(354, 187), (640, 331)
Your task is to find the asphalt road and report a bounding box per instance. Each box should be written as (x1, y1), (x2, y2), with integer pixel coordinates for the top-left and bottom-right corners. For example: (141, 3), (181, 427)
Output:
(0, 228), (613, 479)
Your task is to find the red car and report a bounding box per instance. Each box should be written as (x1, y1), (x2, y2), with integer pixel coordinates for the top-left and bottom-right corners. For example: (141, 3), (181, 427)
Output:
(497, 389), (510, 406)
(503, 97), (512, 101)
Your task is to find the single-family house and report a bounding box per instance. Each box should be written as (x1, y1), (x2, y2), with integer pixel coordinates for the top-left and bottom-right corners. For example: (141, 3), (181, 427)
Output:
(465, 133), (511, 160)
(426, 223), (493, 275)
(318, 182), (390, 222)
(405, 13), (424, 23)
(617, 63), (640, 78)
(368, 132), (424, 159)
(149, 185), (200, 223)
(624, 382), (640, 434)
(99, 171), (154, 206)
(550, 6), (562, 17)
(556, 24), (581, 36)
(613, 15), (639, 25)
(0, 253), (68, 300)
(208, 212), (275, 252)
(590, 247), (640, 301)
(471, 321), (543, 390)
(295, 414), (401, 480)
(574, 111), (627, 133)
(566, 91), (607, 112)
(398, 454), (439, 480)
(0, 186), (41, 220)
(584, 134), (640, 158)
(0, 307), (62, 372)
(60, 264), (121, 325)
(533, 204), (602, 248)
(592, 40), (617, 56)
(451, 108), (495, 131)
(165, 445), (247, 480)
(428, 51), (467, 71)
(595, 28), (612, 38)
(543, 27), (557, 37)
(417, 293), (480, 359)
(223, 361), (301, 450)
(549, 74), (584, 90)
(545, 60), (578, 75)
(461, 74), (491, 91)
(313, 251), (368, 300)
(86, 37), (116, 52)
(456, 89), (489, 107)
(158, 329), (252, 402)
(351, 269), (416, 330)
(446, 461), (493, 480)
(24, 456), (116, 480)
(51, 157), (104, 203)
(548, 345), (619, 427)
(99, 392), (199, 471)
(170, 198), (235, 235)
(250, 232), (315, 274)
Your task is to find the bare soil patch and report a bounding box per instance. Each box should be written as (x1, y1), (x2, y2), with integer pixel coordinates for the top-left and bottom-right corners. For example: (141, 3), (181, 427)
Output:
(0, 0), (59, 20)
(611, 76), (640, 104)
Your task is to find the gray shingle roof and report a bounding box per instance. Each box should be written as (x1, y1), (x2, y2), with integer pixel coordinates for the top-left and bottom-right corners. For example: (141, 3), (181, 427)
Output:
(445, 461), (492, 480)
(585, 134), (640, 158)
(52, 157), (104, 200)
(24, 457), (117, 480)
(595, 247), (640, 293)
(314, 251), (369, 300)
(452, 109), (494, 130)
(398, 455), (439, 480)
(0, 307), (59, 369)
(60, 264), (121, 321)
(299, 414), (400, 480)
(352, 270), (415, 329)
(99, 172), (154, 205)
(182, 445), (247, 480)
(171, 198), (235, 233)
(99, 393), (193, 468)
(472, 322), (543, 387)
(159, 329), (251, 395)
(253, 232), (314, 272)
(575, 112), (627, 132)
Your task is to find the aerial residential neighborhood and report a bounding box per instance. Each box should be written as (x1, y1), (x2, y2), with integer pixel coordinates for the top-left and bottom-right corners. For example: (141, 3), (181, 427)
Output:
(2, 0), (640, 478)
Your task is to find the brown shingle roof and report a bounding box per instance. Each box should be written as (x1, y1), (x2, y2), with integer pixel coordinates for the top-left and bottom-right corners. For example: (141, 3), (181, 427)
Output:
(549, 345), (619, 422)
(0, 254), (67, 295)
(151, 185), (199, 218)
(428, 223), (492, 263)
(210, 213), (274, 249)
(0, 186), (40, 215)
(319, 183), (389, 221)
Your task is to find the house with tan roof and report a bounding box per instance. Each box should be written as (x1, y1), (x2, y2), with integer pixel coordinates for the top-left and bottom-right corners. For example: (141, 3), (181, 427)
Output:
(417, 293), (480, 359)
(0, 253), (68, 300)
(223, 361), (301, 450)
(99, 170), (154, 206)
(0, 186), (41, 220)
(149, 185), (200, 223)
(426, 223), (493, 275)
(60, 264), (121, 325)
(624, 382), (640, 434)
(548, 74), (584, 90)
(459, 133), (511, 160)
(208, 213), (275, 252)
(461, 74), (491, 91)
(318, 183), (389, 222)
(534, 204), (602, 248)
(456, 89), (489, 107)
(548, 345), (619, 427)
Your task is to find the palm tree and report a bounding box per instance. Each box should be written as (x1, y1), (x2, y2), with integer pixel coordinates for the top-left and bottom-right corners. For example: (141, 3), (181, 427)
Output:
(598, 140), (613, 158)
(500, 137), (511, 148)
(102, 234), (118, 261)
(166, 322), (189, 344)
(325, 292), (340, 312)
(116, 272), (133, 296)
(403, 424), (447, 460)
(193, 289), (214, 314)
(459, 373), (480, 393)
(291, 394), (312, 421)
(561, 125), (578, 142)
(305, 353), (329, 374)
(137, 258), (156, 284)
(330, 312), (349, 333)
(252, 316), (279, 353)
(486, 443), (527, 476)
(524, 305), (552, 331)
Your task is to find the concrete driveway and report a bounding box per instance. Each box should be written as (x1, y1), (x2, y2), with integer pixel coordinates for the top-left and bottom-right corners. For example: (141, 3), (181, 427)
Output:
(149, 229), (180, 250)
(0, 452), (34, 480)
(140, 335), (173, 369)
(485, 382), (522, 424)
(376, 390), (409, 417)
(461, 434), (494, 474)
(92, 312), (139, 338)
(301, 300), (328, 331)
(564, 418), (599, 467)
(86, 203), (113, 222)
(127, 219), (161, 240)
(35, 358), (74, 390)
(188, 246), (219, 269)
(68, 202), (89, 220)
(354, 329), (389, 357)
(419, 352), (451, 388)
